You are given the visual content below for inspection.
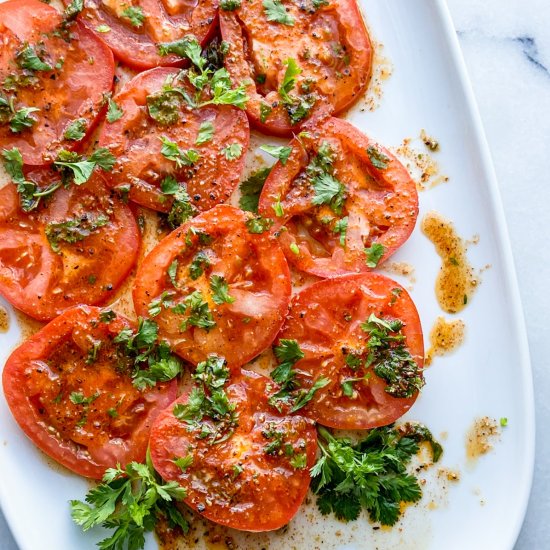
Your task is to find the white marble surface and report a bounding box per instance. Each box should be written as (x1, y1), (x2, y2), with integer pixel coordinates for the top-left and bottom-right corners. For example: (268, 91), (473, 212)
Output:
(1, 0), (549, 548)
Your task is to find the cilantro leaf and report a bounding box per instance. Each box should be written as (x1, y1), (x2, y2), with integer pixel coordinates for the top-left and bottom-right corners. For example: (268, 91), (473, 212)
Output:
(173, 291), (215, 331)
(311, 424), (441, 525)
(210, 274), (235, 305)
(45, 213), (109, 253)
(107, 97), (124, 123)
(71, 458), (188, 550)
(279, 59), (301, 104)
(63, 118), (87, 141)
(160, 176), (195, 228)
(220, 0), (241, 9)
(260, 144), (292, 165)
(311, 172), (346, 214)
(160, 136), (200, 168)
(196, 121), (214, 145)
(239, 167), (271, 213)
(366, 145), (390, 170)
(245, 215), (274, 234)
(121, 5), (145, 28)
(54, 148), (115, 185)
(222, 142), (243, 160)
(364, 243), (385, 268)
(9, 106), (39, 133)
(189, 251), (211, 280)
(333, 216), (348, 247)
(16, 44), (52, 72)
(263, 0), (295, 25)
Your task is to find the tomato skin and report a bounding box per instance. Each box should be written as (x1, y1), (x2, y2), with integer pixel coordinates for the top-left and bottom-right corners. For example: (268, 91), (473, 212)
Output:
(133, 205), (291, 369)
(277, 273), (424, 430)
(150, 369), (317, 531)
(98, 67), (249, 214)
(219, 0), (372, 136)
(2, 306), (178, 479)
(258, 116), (419, 278)
(0, 0), (115, 166)
(0, 173), (139, 321)
(73, 0), (218, 70)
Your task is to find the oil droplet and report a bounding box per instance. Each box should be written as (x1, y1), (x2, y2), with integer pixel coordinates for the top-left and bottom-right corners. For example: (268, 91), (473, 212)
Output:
(0, 305), (9, 332)
(425, 316), (465, 365)
(466, 417), (500, 466)
(421, 211), (479, 313)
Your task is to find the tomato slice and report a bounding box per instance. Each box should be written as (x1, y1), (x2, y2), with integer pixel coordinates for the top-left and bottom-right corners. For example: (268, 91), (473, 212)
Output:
(258, 116), (419, 278)
(276, 273), (424, 430)
(2, 306), (178, 479)
(0, 0), (114, 166)
(133, 205), (291, 368)
(73, 0), (218, 69)
(98, 67), (249, 217)
(0, 173), (139, 321)
(219, 0), (372, 135)
(150, 367), (316, 531)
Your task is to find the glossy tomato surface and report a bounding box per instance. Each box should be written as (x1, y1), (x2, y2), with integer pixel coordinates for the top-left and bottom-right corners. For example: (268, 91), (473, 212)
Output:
(74, 0), (218, 69)
(99, 67), (249, 215)
(133, 205), (291, 368)
(2, 306), (177, 479)
(277, 273), (424, 429)
(220, 0), (372, 135)
(150, 369), (316, 531)
(0, 0), (114, 165)
(0, 173), (139, 321)
(259, 116), (418, 277)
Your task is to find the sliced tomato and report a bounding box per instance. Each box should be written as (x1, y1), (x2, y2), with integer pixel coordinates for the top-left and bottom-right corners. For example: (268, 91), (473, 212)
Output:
(73, 0), (218, 69)
(276, 273), (424, 430)
(133, 205), (291, 368)
(98, 67), (249, 216)
(0, 0), (114, 166)
(2, 306), (178, 479)
(219, 0), (372, 135)
(0, 172), (139, 321)
(258, 116), (418, 277)
(150, 368), (316, 531)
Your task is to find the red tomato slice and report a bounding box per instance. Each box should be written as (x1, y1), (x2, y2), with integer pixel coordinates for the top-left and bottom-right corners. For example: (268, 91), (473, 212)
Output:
(276, 273), (424, 430)
(0, 173), (139, 321)
(2, 306), (178, 479)
(133, 205), (291, 368)
(0, 0), (114, 166)
(219, 0), (372, 135)
(150, 368), (317, 531)
(73, 0), (218, 69)
(98, 67), (249, 217)
(258, 116), (419, 278)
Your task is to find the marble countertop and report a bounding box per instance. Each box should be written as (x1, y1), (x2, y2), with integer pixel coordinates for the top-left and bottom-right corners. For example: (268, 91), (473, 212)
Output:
(1, 0), (548, 548)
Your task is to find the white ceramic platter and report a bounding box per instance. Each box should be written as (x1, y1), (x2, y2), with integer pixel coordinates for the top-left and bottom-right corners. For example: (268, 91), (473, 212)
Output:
(0, 0), (535, 549)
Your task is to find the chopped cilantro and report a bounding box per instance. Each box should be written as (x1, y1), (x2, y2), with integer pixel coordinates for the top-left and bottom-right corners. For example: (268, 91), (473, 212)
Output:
(121, 5), (145, 28)
(159, 136), (200, 167)
(174, 455), (193, 472)
(245, 215), (274, 234)
(8, 106), (40, 133)
(220, 0), (241, 9)
(189, 251), (211, 280)
(260, 144), (292, 165)
(45, 213), (109, 253)
(160, 176), (195, 228)
(311, 173), (346, 214)
(239, 167), (271, 213)
(173, 291), (215, 331)
(16, 44), (52, 72)
(366, 145), (390, 170)
(63, 118), (87, 141)
(54, 148), (116, 185)
(147, 90), (182, 126)
(222, 143), (243, 160)
(210, 274), (235, 305)
(106, 97), (124, 123)
(263, 0), (295, 25)
(333, 216), (348, 247)
(364, 243), (385, 268)
(196, 121), (214, 145)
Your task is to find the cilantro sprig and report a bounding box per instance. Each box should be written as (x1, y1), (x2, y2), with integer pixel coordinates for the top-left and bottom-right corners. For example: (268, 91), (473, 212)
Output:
(239, 167), (271, 213)
(311, 424), (442, 525)
(71, 454), (188, 550)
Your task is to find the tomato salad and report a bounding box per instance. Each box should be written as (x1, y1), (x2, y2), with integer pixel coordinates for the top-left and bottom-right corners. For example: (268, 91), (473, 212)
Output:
(0, 0), (436, 546)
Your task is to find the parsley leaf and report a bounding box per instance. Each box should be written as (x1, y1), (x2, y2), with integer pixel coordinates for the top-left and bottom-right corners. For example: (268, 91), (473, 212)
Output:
(160, 176), (196, 228)
(54, 148), (116, 185)
(45, 213), (109, 253)
(311, 424), (441, 526)
(366, 145), (390, 170)
(311, 173), (346, 214)
(106, 97), (124, 123)
(71, 457), (188, 550)
(263, 0), (295, 25)
(63, 118), (87, 141)
(121, 5), (145, 28)
(239, 167), (271, 213)
(210, 274), (235, 305)
(16, 44), (52, 72)
(160, 136), (200, 168)
(364, 243), (385, 268)
(260, 144), (292, 165)
(196, 121), (214, 145)
(223, 142), (243, 160)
